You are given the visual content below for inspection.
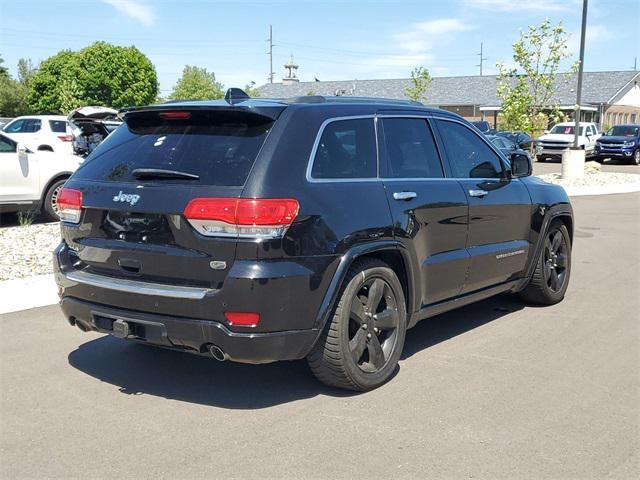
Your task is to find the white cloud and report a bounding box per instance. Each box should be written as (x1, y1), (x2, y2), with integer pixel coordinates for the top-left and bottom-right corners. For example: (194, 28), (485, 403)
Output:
(394, 19), (472, 54)
(102, 0), (156, 27)
(464, 0), (576, 12)
(567, 25), (612, 54)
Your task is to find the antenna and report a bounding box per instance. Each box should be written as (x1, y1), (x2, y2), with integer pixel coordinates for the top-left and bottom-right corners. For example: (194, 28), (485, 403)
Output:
(476, 42), (487, 76)
(267, 25), (275, 83)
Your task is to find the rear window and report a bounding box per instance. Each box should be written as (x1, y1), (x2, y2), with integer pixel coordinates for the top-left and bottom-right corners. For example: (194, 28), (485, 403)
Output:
(73, 110), (274, 186)
(310, 118), (377, 179)
(49, 120), (68, 133)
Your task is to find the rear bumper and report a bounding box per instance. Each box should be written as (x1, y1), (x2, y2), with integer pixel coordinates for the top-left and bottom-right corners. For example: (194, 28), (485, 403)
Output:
(59, 296), (319, 364)
(53, 241), (337, 363)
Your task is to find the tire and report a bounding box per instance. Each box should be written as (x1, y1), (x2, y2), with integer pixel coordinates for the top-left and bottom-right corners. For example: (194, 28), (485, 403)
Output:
(307, 258), (407, 391)
(536, 156), (546, 163)
(594, 156), (604, 164)
(42, 178), (68, 222)
(519, 222), (571, 305)
(632, 150), (640, 166)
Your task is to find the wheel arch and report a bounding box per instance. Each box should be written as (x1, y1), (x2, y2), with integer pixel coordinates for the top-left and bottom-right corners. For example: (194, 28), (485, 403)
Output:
(312, 241), (418, 334)
(40, 172), (72, 204)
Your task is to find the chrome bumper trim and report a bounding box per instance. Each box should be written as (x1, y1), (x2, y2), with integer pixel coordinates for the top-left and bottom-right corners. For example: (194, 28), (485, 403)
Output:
(62, 270), (215, 300)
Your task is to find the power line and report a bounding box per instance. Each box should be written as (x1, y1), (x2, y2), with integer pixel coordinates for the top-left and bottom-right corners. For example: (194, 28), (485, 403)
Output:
(267, 25), (274, 84)
(476, 42), (487, 76)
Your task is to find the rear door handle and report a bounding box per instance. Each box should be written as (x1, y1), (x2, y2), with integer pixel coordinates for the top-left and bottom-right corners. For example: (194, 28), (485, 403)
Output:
(468, 189), (489, 198)
(393, 191), (417, 201)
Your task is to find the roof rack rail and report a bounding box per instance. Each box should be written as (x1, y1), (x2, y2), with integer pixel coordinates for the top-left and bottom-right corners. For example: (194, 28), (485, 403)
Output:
(285, 96), (423, 106)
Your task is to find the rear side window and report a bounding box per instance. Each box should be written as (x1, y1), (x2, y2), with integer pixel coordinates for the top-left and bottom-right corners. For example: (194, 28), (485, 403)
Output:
(381, 118), (443, 178)
(74, 110), (274, 186)
(22, 119), (41, 133)
(311, 118), (377, 179)
(49, 120), (68, 133)
(436, 120), (504, 179)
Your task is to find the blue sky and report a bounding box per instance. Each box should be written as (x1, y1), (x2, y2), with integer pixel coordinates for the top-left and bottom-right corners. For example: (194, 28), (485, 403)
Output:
(1, 0), (638, 96)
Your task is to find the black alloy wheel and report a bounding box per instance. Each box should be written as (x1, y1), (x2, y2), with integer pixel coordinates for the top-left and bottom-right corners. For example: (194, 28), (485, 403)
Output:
(348, 277), (400, 373)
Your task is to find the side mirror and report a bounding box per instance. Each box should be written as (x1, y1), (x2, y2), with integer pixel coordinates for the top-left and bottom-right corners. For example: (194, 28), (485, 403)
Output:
(543, 130), (549, 135)
(17, 144), (28, 155)
(510, 152), (532, 178)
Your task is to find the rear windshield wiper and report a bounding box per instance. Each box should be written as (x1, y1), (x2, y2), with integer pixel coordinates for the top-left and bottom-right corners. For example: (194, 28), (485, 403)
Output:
(131, 168), (200, 180)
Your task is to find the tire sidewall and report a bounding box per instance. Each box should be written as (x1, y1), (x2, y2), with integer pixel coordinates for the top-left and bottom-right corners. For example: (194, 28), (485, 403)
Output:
(338, 266), (407, 390)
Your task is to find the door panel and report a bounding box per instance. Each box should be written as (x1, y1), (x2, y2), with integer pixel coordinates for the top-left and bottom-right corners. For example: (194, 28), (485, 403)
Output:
(433, 118), (532, 293)
(458, 179), (532, 292)
(0, 137), (39, 202)
(384, 180), (469, 305)
(378, 117), (469, 307)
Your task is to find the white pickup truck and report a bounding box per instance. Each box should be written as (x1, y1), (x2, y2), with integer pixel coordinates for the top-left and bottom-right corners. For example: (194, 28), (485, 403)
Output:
(536, 122), (601, 162)
(0, 133), (83, 221)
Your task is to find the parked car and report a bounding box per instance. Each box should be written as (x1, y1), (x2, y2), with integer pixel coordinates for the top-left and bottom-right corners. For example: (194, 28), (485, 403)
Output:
(496, 131), (535, 150)
(68, 106), (122, 158)
(471, 120), (496, 134)
(0, 133), (83, 220)
(54, 92), (573, 391)
(2, 115), (73, 154)
(536, 122), (601, 162)
(594, 124), (640, 165)
(487, 134), (532, 160)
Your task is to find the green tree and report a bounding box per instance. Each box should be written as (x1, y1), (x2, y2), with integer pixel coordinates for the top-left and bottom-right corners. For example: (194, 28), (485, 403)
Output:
(496, 20), (576, 143)
(28, 50), (77, 113)
(0, 55), (9, 79)
(17, 58), (36, 85)
(170, 66), (224, 100)
(244, 81), (260, 97)
(404, 66), (432, 103)
(0, 57), (33, 116)
(28, 42), (157, 113)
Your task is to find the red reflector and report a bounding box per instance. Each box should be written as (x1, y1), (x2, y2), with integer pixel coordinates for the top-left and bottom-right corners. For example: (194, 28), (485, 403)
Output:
(224, 312), (260, 327)
(183, 198), (299, 225)
(58, 135), (73, 142)
(57, 187), (82, 210)
(159, 111), (191, 120)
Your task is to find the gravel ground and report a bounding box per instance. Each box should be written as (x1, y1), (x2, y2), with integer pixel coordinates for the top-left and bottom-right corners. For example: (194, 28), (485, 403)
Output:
(537, 171), (640, 187)
(0, 223), (60, 281)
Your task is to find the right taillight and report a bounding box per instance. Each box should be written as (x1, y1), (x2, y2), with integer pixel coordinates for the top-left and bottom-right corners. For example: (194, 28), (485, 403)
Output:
(57, 188), (82, 223)
(183, 198), (299, 238)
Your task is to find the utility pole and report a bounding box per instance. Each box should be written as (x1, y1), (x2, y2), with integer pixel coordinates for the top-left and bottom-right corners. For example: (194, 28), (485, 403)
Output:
(633, 57), (637, 71)
(267, 25), (274, 83)
(574, 0), (588, 148)
(476, 42), (487, 76)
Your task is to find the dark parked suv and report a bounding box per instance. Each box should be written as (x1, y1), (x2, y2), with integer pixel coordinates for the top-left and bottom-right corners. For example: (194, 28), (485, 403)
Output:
(54, 93), (573, 391)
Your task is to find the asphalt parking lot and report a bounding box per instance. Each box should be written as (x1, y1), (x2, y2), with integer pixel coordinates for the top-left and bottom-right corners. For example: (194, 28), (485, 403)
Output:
(1, 192), (639, 479)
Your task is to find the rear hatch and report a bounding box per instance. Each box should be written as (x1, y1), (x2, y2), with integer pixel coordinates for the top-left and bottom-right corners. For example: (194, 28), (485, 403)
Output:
(61, 106), (282, 291)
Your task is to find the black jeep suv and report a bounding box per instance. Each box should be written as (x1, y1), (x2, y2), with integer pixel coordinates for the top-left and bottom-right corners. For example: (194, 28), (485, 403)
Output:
(54, 93), (573, 391)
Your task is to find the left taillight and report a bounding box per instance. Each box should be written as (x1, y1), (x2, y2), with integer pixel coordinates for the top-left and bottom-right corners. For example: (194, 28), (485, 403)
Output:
(57, 188), (82, 223)
(58, 135), (74, 142)
(183, 198), (299, 238)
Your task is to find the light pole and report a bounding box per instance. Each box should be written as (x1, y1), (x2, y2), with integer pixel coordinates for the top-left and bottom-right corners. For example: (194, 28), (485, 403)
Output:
(563, 0), (589, 180)
(573, 0), (588, 148)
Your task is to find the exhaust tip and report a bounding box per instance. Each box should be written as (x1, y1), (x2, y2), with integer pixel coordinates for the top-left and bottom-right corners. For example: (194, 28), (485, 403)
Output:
(208, 344), (228, 362)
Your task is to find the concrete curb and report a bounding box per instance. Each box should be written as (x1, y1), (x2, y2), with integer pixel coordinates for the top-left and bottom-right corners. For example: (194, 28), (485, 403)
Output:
(0, 274), (58, 314)
(562, 182), (640, 196)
